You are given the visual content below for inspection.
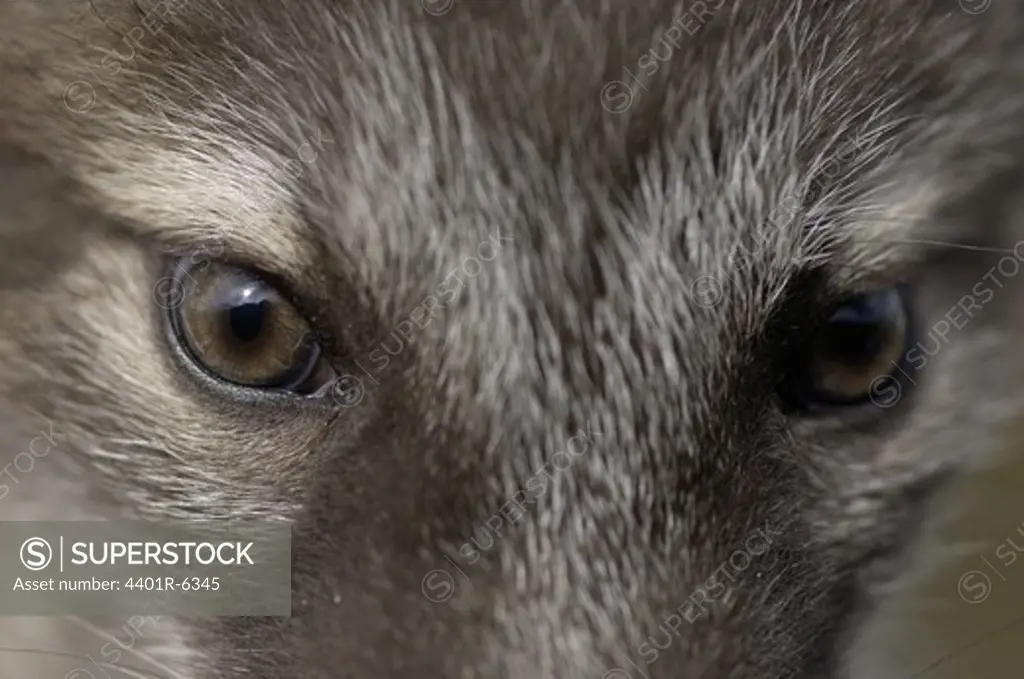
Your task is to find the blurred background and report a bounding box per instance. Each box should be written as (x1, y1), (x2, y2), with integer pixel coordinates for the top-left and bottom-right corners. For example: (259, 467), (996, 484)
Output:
(854, 419), (1024, 679)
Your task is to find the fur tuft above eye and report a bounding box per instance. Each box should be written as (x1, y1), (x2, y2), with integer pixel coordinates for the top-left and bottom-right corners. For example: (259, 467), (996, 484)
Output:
(166, 259), (336, 395)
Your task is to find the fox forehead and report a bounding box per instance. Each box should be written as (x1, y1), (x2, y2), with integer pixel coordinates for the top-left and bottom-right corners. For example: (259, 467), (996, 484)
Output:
(5, 0), (968, 278)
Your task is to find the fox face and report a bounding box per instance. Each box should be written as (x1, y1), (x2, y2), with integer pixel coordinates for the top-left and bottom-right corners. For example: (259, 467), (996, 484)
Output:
(1, 1), (1024, 677)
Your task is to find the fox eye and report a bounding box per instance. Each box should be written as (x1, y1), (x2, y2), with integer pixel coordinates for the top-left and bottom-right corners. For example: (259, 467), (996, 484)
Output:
(166, 259), (335, 394)
(790, 287), (911, 408)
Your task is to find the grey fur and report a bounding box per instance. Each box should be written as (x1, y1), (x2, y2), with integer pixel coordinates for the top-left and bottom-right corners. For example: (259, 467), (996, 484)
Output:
(2, 0), (1024, 677)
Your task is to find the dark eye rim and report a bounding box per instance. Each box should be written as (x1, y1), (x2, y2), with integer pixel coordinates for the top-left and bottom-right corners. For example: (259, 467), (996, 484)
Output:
(161, 256), (335, 398)
(781, 285), (917, 413)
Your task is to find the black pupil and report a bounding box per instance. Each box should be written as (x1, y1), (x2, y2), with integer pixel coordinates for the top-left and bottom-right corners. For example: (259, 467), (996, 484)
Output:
(820, 320), (885, 366)
(821, 295), (895, 363)
(227, 300), (270, 344)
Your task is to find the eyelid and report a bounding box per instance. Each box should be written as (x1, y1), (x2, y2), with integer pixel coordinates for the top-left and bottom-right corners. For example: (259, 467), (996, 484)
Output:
(165, 249), (339, 343)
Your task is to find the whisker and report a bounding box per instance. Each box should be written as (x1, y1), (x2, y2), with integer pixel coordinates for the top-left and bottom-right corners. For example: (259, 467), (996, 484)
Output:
(0, 646), (172, 679)
(67, 615), (191, 679)
(854, 237), (1020, 255)
(906, 612), (1024, 679)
